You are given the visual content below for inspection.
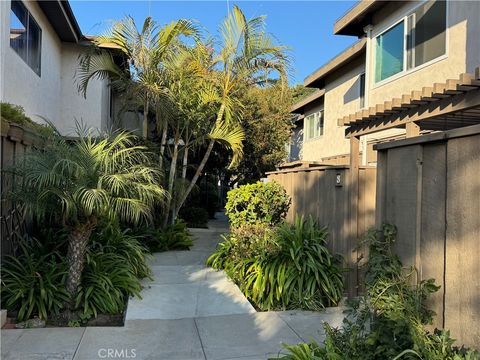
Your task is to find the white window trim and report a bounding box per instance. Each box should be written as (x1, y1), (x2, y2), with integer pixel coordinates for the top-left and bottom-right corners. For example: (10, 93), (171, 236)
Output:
(303, 110), (324, 142)
(372, 0), (449, 88)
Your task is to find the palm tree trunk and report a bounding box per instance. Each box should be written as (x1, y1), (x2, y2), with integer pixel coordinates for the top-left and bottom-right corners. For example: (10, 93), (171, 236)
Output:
(65, 218), (97, 304)
(159, 113), (168, 170)
(143, 98), (149, 138)
(176, 105), (225, 212)
(163, 135), (179, 227)
(181, 143), (188, 179)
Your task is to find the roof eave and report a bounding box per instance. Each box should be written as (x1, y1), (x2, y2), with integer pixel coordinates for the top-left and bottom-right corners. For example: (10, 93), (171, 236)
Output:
(304, 38), (366, 88)
(333, 0), (384, 36)
(290, 90), (325, 114)
(38, 0), (82, 43)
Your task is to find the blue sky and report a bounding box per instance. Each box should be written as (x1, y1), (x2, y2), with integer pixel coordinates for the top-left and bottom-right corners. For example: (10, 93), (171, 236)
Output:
(70, 1), (357, 85)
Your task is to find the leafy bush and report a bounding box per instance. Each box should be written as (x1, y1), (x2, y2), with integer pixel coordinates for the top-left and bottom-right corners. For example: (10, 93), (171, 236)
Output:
(90, 219), (151, 279)
(1, 242), (70, 321)
(225, 181), (291, 228)
(137, 220), (193, 252)
(1, 102), (53, 137)
(179, 206), (209, 228)
(207, 216), (344, 311)
(76, 252), (142, 318)
(274, 224), (479, 360)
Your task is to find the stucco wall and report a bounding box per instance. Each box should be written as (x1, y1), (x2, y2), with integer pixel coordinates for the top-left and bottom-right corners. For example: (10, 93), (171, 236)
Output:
(60, 44), (110, 135)
(1, 0), (62, 125)
(366, 0), (479, 107)
(0, 0), (110, 135)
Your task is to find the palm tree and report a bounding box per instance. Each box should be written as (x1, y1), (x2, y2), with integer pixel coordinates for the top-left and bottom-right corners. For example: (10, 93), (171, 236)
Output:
(14, 129), (166, 302)
(77, 16), (199, 138)
(175, 5), (289, 214)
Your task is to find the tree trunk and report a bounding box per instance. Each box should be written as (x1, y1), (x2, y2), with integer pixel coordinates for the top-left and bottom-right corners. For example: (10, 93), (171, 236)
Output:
(181, 144), (188, 179)
(159, 112), (168, 170)
(143, 98), (149, 138)
(176, 105), (225, 212)
(163, 135), (179, 227)
(65, 219), (97, 305)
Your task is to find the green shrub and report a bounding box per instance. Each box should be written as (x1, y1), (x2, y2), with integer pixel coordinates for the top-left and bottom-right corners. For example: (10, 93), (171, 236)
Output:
(1, 102), (53, 137)
(274, 224), (479, 360)
(207, 216), (344, 311)
(1, 242), (70, 321)
(179, 206), (209, 228)
(225, 181), (291, 227)
(90, 219), (151, 279)
(76, 252), (142, 318)
(137, 220), (193, 252)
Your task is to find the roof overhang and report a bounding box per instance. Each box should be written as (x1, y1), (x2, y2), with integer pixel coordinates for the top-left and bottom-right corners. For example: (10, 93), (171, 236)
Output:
(290, 90), (325, 114)
(304, 38), (366, 88)
(38, 0), (82, 43)
(341, 67), (480, 138)
(333, 0), (387, 36)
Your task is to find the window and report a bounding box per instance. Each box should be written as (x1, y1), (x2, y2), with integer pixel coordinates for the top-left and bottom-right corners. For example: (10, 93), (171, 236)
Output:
(359, 73), (366, 108)
(10, 0), (41, 75)
(374, 0), (446, 83)
(375, 21), (405, 82)
(304, 111), (324, 140)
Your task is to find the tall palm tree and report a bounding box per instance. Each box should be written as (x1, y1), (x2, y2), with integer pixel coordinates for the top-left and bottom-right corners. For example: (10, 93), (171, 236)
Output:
(175, 5), (289, 214)
(14, 129), (166, 302)
(77, 16), (199, 138)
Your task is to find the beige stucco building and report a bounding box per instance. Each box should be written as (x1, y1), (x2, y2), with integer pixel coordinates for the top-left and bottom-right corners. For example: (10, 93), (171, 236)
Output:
(0, 0), (112, 135)
(287, 0), (480, 167)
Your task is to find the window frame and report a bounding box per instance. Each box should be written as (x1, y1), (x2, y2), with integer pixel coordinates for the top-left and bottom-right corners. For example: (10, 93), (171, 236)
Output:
(9, 0), (42, 76)
(304, 110), (324, 142)
(372, 0), (448, 87)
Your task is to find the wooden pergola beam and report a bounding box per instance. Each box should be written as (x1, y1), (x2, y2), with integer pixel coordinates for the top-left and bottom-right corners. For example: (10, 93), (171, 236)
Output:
(346, 88), (480, 137)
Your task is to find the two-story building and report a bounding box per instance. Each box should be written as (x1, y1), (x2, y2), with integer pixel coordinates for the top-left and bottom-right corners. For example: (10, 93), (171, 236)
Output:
(0, 0), (114, 135)
(287, 0), (480, 167)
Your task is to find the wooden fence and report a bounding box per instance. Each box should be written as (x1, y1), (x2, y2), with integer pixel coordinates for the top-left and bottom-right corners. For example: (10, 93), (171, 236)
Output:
(266, 165), (377, 297)
(375, 124), (480, 348)
(0, 122), (41, 260)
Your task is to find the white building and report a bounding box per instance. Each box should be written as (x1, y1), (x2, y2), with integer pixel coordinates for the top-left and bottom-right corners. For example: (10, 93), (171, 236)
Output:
(0, 0), (112, 135)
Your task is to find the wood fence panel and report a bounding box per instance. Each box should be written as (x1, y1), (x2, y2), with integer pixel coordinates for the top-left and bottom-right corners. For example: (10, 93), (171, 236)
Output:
(420, 143), (446, 330)
(267, 166), (377, 298)
(375, 126), (480, 347)
(445, 134), (480, 348)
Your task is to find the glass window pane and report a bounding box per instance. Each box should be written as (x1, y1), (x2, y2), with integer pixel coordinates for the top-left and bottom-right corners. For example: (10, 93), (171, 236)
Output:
(375, 21), (405, 82)
(413, 0), (446, 67)
(10, 0), (27, 61)
(307, 115), (314, 140)
(28, 16), (41, 75)
(319, 111), (324, 136)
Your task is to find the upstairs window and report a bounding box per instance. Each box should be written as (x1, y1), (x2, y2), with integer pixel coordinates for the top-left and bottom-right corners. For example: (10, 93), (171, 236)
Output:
(10, 0), (41, 75)
(359, 73), (366, 108)
(374, 0), (446, 84)
(304, 111), (324, 141)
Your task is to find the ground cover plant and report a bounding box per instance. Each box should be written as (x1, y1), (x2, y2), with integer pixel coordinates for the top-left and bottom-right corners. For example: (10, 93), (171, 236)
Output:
(207, 216), (344, 311)
(135, 220), (193, 252)
(274, 224), (479, 360)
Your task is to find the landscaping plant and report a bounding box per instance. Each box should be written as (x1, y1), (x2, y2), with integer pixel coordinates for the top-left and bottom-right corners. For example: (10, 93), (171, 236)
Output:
(90, 219), (152, 279)
(225, 181), (291, 228)
(13, 129), (165, 310)
(1, 241), (70, 321)
(136, 220), (193, 252)
(75, 252), (142, 318)
(274, 224), (479, 360)
(207, 216), (344, 311)
(178, 206), (209, 228)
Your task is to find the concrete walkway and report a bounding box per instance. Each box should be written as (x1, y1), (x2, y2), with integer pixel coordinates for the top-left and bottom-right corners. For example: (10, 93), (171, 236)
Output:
(1, 213), (344, 360)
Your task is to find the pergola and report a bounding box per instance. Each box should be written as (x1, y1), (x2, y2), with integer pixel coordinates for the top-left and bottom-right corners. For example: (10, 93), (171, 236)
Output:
(343, 66), (480, 263)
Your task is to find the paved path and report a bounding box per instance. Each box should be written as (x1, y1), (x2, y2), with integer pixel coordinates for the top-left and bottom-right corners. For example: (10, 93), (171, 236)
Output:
(1, 213), (344, 360)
